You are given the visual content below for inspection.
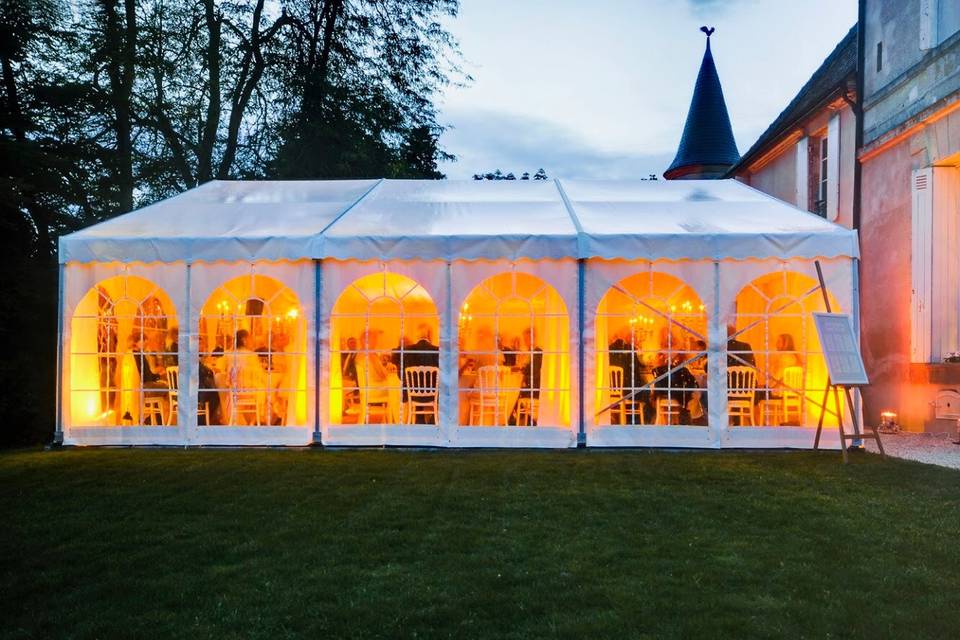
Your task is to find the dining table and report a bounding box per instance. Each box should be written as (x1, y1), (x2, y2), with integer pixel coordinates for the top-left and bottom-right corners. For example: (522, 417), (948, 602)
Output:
(458, 369), (524, 426)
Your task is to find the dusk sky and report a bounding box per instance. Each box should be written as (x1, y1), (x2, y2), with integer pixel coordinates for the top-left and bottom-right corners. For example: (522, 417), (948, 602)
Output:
(438, 0), (858, 179)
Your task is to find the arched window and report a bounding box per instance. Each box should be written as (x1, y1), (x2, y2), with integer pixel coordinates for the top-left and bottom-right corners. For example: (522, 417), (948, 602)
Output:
(330, 272), (439, 425)
(457, 272), (569, 427)
(732, 270), (840, 427)
(199, 275), (307, 427)
(595, 272), (707, 426)
(70, 275), (177, 427)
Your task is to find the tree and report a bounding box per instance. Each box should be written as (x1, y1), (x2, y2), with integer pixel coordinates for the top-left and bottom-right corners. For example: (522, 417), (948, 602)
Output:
(474, 168), (548, 180)
(0, 0), (465, 444)
(270, 0), (463, 179)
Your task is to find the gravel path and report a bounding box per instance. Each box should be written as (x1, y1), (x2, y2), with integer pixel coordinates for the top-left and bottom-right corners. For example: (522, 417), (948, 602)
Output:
(865, 432), (960, 470)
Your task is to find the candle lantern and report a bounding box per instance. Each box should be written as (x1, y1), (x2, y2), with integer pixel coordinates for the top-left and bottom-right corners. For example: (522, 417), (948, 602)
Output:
(878, 410), (899, 434)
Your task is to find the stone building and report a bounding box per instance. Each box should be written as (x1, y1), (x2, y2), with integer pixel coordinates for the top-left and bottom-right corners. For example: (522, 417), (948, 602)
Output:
(733, 1), (960, 432)
(859, 0), (960, 432)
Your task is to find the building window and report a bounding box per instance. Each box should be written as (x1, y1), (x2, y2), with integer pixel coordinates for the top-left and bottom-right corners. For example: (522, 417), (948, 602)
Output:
(911, 166), (960, 363)
(876, 41), (883, 71)
(807, 134), (827, 217)
(817, 137), (829, 217)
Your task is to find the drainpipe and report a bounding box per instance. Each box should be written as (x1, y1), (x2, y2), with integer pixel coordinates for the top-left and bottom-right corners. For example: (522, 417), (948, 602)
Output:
(853, 1), (865, 233)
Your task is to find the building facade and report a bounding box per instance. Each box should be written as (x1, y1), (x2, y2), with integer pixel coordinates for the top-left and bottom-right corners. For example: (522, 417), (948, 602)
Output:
(729, 26), (858, 230)
(736, 2), (960, 432)
(860, 0), (960, 432)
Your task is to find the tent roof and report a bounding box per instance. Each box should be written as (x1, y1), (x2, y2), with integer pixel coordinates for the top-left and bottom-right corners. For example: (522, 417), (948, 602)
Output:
(59, 178), (859, 264)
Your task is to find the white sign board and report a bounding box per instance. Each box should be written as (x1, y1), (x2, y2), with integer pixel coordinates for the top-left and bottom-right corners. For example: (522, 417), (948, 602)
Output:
(813, 313), (869, 385)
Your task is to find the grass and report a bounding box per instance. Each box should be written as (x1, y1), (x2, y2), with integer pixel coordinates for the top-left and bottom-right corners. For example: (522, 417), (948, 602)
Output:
(1, 447), (959, 639)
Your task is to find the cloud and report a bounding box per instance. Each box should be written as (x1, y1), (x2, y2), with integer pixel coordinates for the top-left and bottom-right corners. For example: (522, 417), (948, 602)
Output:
(685, 0), (743, 14)
(439, 108), (673, 180)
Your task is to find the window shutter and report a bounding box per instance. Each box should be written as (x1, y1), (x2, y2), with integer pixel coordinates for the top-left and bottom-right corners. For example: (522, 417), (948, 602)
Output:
(931, 167), (960, 361)
(911, 168), (933, 363)
(826, 115), (840, 221)
(795, 137), (808, 211)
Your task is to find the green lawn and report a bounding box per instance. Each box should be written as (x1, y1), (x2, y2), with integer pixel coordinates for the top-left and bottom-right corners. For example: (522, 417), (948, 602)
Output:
(1, 448), (958, 639)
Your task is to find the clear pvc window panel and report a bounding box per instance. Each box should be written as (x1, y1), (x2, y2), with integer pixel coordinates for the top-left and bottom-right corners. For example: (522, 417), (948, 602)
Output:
(329, 272), (440, 426)
(595, 271), (708, 427)
(198, 274), (308, 426)
(70, 275), (179, 427)
(457, 272), (570, 427)
(731, 270), (840, 428)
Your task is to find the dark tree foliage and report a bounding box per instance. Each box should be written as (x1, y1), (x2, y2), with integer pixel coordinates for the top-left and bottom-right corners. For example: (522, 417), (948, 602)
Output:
(473, 168), (548, 181)
(0, 0), (463, 445)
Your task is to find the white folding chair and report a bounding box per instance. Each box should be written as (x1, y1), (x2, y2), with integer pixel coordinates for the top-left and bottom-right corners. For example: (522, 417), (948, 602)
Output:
(781, 365), (805, 425)
(404, 366), (439, 425)
(165, 366), (179, 426)
(355, 359), (393, 424)
(142, 396), (165, 426)
(470, 365), (509, 425)
(231, 363), (264, 426)
(609, 365), (644, 425)
(727, 366), (756, 426)
(655, 397), (682, 425)
(515, 396), (539, 426)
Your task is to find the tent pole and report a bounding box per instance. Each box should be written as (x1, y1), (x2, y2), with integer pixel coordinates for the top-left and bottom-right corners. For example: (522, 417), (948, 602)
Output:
(313, 260), (323, 445)
(184, 262), (192, 446)
(53, 263), (65, 446)
(710, 260), (725, 447)
(577, 259), (586, 447)
(445, 260), (454, 446)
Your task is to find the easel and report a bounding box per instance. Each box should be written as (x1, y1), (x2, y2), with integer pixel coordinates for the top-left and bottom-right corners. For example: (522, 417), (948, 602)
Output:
(811, 262), (885, 463)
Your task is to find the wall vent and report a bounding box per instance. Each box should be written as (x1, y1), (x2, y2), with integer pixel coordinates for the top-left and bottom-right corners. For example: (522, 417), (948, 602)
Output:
(934, 389), (960, 419)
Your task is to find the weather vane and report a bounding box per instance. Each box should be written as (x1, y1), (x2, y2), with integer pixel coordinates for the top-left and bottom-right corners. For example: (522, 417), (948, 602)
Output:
(700, 26), (715, 37)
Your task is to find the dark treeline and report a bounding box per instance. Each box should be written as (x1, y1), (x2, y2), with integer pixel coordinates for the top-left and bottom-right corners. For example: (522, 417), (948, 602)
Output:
(0, 0), (463, 445)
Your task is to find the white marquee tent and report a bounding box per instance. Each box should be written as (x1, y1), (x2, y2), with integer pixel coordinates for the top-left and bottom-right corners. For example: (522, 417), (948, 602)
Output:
(58, 178), (859, 448)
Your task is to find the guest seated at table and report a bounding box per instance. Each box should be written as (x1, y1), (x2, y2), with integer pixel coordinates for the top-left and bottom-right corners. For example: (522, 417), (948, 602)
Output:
(510, 326), (542, 426)
(198, 357), (221, 424)
(163, 326), (179, 368)
(726, 324), (756, 367)
(771, 333), (802, 382)
(229, 329), (268, 424)
(690, 338), (709, 425)
(394, 324), (440, 423)
(128, 333), (166, 389)
(651, 351), (697, 423)
(393, 325), (439, 376)
(213, 336), (232, 373)
(607, 326), (648, 423)
(342, 336), (358, 381)
(356, 329), (401, 423)
(472, 325), (505, 371)
(501, 334), (518, 367)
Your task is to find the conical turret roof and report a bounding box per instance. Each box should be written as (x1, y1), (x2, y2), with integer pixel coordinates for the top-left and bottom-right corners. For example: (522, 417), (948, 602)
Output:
(664, 28), (740, 180)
